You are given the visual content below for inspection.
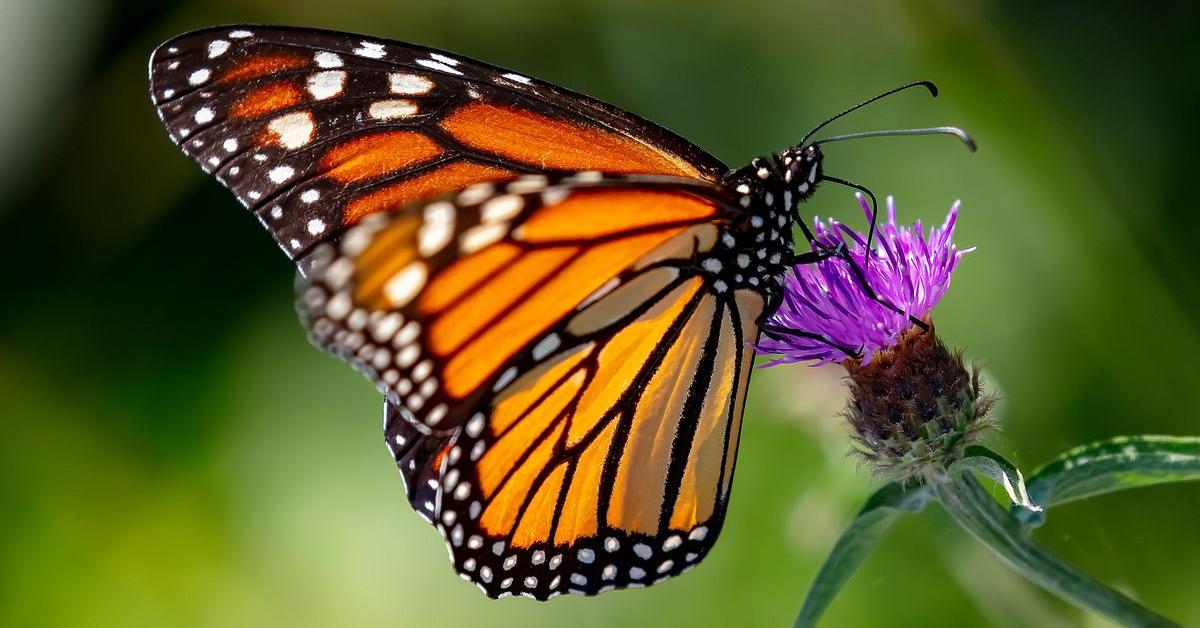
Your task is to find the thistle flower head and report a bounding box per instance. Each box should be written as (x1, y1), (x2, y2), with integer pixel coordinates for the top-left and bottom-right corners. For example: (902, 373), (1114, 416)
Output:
(758, 196), (991, 480)
(756, 195), (969, 366)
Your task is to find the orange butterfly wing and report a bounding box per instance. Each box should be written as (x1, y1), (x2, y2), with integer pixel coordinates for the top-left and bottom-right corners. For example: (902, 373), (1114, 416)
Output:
(148, 26), (725, 259)
(150, 26), (777, 600)
(300, 174), (765, 598)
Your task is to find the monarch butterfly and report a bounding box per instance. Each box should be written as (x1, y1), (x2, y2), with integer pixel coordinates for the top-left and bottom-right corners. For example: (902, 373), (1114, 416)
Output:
(148, 25), (972, 600)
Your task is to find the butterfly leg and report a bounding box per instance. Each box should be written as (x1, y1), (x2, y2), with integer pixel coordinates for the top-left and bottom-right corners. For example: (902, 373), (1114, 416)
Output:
(786, 242), (930, 333)
(820, 175), (881, 271)
(790, 208), (857, 274)
(788, 241), (846, 265)
(828, 248), (930, 331)
(816, 172), (933, 329)
(760, 322), (864, 360)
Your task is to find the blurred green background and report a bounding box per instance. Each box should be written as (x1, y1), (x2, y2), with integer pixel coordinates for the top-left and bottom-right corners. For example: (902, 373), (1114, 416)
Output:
(3, 0), (1199, 626)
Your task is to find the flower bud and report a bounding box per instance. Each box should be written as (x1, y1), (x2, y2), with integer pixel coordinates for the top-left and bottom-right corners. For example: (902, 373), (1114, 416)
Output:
(842, 324), (995, 480)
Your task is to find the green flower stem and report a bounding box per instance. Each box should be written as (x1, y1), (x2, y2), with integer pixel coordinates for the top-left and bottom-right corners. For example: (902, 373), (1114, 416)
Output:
(933, 472), (1179, 627)
(793, 482), (932, 628)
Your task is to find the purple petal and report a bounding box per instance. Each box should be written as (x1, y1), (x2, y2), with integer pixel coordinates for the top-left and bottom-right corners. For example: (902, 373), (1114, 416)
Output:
(754, 196), (971, 366)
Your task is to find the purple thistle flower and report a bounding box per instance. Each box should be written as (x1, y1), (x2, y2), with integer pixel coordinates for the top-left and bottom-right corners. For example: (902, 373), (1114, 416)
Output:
(756, 195), (971, 366)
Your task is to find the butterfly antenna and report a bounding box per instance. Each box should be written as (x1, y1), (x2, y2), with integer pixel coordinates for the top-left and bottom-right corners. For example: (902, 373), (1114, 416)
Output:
(799, 81), (938, 147)
(814, 126), (977, 152)
(820, 175), (881, 272)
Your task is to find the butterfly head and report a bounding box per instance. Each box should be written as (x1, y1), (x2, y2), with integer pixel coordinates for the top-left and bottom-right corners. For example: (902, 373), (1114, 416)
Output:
(777, 144), (824, 204)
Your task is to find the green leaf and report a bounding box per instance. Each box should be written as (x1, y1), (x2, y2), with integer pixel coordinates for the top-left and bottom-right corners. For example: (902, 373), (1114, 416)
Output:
(935, 473), (1180, 627)
(950, 445), (1042, 512)
(794, 481), (932, 628)
(1018, 435), (1200, 527)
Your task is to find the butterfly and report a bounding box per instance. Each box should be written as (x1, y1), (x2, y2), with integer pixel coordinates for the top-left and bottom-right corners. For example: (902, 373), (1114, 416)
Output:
(148, 25), (972, 600)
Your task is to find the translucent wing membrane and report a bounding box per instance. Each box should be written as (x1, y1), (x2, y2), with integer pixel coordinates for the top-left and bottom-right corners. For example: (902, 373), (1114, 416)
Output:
(299, 173), (766, 598)
(149, 25), (725, 259)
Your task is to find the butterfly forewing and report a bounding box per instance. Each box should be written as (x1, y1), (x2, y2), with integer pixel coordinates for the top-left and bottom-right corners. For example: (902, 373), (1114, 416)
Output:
(149, 26), (725, 259)
(299, 173), (727, 432)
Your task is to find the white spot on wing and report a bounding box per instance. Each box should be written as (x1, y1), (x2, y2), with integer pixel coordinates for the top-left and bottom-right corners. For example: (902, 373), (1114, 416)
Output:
(456, 183), (495, 205)
(207, 40), (230, 58)
(353, 41), (386, 58)
(193, 107), (214, 124)
(459, 222), (507, 253)
(300, 189), (320, 203)
(492, 366), (518, 392)
(466, 413), (485, 438)
(427, 404), (448, 426)
(416, 59), (463, 75)
(418, 201), (455, 256)
(395, 320), (420, 346)
(188, 69), (211, 85)
(429, 53), (459, 66)
(325, 292), (351, 319)
(389, 73), (434, 95)
(268, 165), (295, 183)
(395, 345), (420, 368)
(307, 70), (346, 100)
(480, 195), (523, 223)
(368, 99), (418, 120)
(307, 218), (326, 235)
(531, 334), (560, 360)
(314, 51), (343, 68)
(267, 112), (315, 149)
(228, 30), (253, 38)
(506, 175), (548, 194)
(384, 262), (427, 308)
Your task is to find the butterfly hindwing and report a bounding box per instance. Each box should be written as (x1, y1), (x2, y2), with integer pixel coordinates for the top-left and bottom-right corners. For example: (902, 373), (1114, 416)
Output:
(299, 173), (765, 598)
(149, 25), (725, 259)
(435, 270), (762, 599)
(384, 398), (447, 523)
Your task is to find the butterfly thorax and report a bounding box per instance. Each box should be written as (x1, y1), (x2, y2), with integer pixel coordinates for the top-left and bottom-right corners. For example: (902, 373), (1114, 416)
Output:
(714, 145), (822, 297)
